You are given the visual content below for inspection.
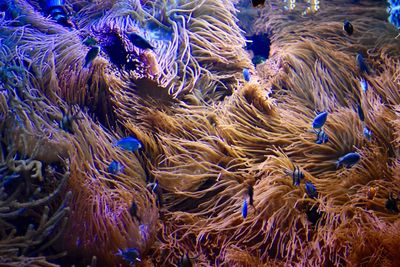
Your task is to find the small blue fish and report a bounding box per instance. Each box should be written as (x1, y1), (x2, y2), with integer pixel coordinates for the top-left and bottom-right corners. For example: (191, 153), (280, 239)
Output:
(139, 224), (149, 242)
(336, 152), (361, 168)
(252, 55), (266, 65)
(356, 53), (370, 74)
(343, 20), (354, 35)
(116, 248), (141, 264)
(385, 193), (399, 213)
(59, 109), (81, 134)
(115, 137), (142, 152)
(178, 253), (193, 267)
(147, 180), (163, 207)
(145, 20), (173, 41)
(247, 184), (254, 207)
(82, 36), (98, 46)
(312, 111), (328, 130)
(363, 126), (372, 141)
(147, 180), (159, 192)
(1, 173), (21, 187)
(129, 201), (141, 222)
(292, 165), (304, 186)
(306, 205), (322, 225)
(108, 160), (124, 174)
(305, 181), (318, 199)
(242, 198), (248, 219)
(83, 45), (100, 68)
(127, 32), (154, 50)
(315, 129), (329, 144)
(357, 104), (365, 122)
(360, 78), (368, 92)
(243, 68), (250, 82)
(252, 0), (266, 7)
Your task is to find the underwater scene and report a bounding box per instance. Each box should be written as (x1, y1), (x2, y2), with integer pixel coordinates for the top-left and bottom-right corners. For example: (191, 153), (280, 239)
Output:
(0, 0), (399, 266)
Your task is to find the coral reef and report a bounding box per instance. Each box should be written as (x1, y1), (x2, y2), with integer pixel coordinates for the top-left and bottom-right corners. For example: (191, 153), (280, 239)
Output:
(0, 0), (399, 266)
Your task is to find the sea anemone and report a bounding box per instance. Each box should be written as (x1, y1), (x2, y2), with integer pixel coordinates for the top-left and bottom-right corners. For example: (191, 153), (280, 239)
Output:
(1, 0), (400, 266)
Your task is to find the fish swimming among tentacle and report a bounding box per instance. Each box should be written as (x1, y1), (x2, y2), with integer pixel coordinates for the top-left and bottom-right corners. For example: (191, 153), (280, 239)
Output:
(247, 184), (254, 207)
(145, 20), (173, 41)
(243, 68), (250, 81)
(290, 165), (304, 186)
(59, 109), (82, 134)
(147, 180), (163, 207)
(83, 45), (100, 68)
(139, 224), (149, 242)
(385, 193), (399, 213)
(306, 205), (323, 225)
(178, 253), (193, 267)
(127, 32), (154, 50)
(129, 201), (141, 222)
(252, 55), (266, 65)
(116, 248), (141, 265)
(242, 198), (248, 219)
(315, 128), (329, 144)
(356, 52), (370, 74)
(343, 19), (354, 35)
(252, 0), (266, 8)
(363, 126), (372, 141)
(360, 78), (368, 92)
(312, 111), (328, 130)
(336, 152), (361, 168)
(108, 160), (124, 174)
(114, 137), (142, 152)
(357, 104), (365, 122)
(305, 181), (318, 199)
(82, 36), (98, 47)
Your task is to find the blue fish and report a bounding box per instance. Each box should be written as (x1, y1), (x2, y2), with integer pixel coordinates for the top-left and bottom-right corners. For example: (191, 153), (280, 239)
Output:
(336, 152), (361, 168)
(145, 20), (173, 41)
(247, 185), (254, 207)
(315, 129), (329, 144)
(356, 53), (370, 74)
(59, 110), (82, 134)
(363, 126), (372, 141)
(127, 32), (154, 50)
(82, 36), (98, 46)
(343, 20), (354, 35)
(357, 104), (365, 122)
(243, 68), (250, 82)
(252, 55), (266, 65)
(129, 201), (141, 222)
(305, 181), (318, 199)
(139, 224), (149, 242)
(147, 180), (159, 192)
(312, 111), (328, 130)
(360, 78), (368, 92)
(83, 45), (100, 68)
(116, 248), (141, 264)
(252, 0), (266, 7)
(385, 193), (399, 213)
(115, 137), (142, 152)
(108, 160), (124, 174)
(178, 253), (193, 267)
(242, 198), (248, 219)
(1, 173), (21, 187)
(292, 165), (304, 186)
(147, 180), (163, 207)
